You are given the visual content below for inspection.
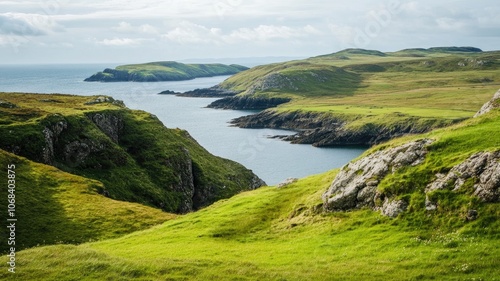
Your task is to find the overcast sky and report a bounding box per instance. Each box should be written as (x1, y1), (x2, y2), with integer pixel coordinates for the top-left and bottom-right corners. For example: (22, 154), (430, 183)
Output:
(0, 0), (499, 64)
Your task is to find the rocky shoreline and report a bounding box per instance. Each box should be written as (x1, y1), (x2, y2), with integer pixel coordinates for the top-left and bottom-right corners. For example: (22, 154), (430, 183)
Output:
(230, 109), (462, 147)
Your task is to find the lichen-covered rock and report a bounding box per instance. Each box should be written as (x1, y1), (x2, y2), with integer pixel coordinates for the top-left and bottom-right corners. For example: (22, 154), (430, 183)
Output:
(277, 178), (298, 188)
(381, 199), (408, 218)
(322, 139), (434, 215)
(426, 151), (500, 203)
(88, 113), (123, 143)
(474, 89), (500, 117)
(42, 117), (68, 164)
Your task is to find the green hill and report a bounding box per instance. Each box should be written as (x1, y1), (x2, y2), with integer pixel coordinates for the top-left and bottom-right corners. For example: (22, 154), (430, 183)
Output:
(0, 149), (174, 251)
(84, 62), (248, 82)
(3, 97), (499, 280)
(212, 47), (500, 146)
(0, 93), (264, 217)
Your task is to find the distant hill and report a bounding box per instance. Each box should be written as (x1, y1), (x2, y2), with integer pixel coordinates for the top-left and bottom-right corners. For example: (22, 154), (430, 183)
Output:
(204, 46), (500, 147)
(84, 61), (249, 82)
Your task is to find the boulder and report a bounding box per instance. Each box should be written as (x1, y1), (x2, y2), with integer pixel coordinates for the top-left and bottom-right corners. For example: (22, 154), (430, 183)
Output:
(322, 139), (434, 216)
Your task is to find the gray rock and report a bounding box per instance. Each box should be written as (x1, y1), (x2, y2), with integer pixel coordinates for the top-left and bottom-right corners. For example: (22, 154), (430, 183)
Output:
(277, 178), (298, 188)
(426, 151), (500, 203)
(474, 89), (500, 117)
(88, 113), (123, 143)
(42, 118), (68, 164)
(381, 199), (408, 218)
(322, 139), (434, 216)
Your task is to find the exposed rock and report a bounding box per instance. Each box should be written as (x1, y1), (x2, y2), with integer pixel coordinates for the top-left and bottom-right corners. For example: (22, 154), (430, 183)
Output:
(0, 100), (17, 108)
(426, 151), (500, 203)
(466, 209), (478, 221)
(158, 90), (181, 95)
(168, 147), (195, 213)
(84, 96), (115, 105)
(84, 96), (125, 107)
(277, 178), (298, 188)
(231, 110), (456, 147)
(322, 139), (434, 215)
(474, 89), (500, 117)
(208, 96), (291, 110)
(63, 140), (105, 167)
(177, 86), (238, 97)
(42, 117), (68, 164)
(87, 113), (123, 143)
(381, 199), (408, 218)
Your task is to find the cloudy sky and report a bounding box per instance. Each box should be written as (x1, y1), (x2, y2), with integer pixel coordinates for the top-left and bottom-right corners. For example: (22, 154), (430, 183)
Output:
(1, 0), (499, 64)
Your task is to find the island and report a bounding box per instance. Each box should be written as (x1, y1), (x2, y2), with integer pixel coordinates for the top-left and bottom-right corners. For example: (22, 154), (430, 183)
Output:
(84, 61), (249, 82)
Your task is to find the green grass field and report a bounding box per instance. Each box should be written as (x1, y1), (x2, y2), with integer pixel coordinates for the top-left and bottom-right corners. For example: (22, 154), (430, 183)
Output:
(219, 49), (500, 133)
(2, 103), (499, 280)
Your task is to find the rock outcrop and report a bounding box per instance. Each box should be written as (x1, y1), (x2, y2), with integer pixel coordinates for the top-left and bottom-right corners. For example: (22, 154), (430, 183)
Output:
(322, 139), (434, 216)
(88, 113), (123, 143)
(208, 96), (291, 110)
(232, 110), (454, 147)
(474, 89), (500, 117)
(426, 151), (500, 204)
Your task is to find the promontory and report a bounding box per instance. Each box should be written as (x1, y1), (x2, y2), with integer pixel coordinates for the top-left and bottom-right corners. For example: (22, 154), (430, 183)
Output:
(84, 61), (248, 82)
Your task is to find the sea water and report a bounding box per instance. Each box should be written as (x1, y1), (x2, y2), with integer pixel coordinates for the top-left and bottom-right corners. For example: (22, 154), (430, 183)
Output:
(0, 64), (366, 185)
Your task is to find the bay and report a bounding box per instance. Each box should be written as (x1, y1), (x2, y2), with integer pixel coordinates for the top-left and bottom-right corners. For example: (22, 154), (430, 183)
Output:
(0, 64), (366, 185)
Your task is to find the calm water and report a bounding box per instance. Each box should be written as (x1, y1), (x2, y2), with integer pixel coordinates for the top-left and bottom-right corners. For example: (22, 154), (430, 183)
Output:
(0, 64), (366, 185)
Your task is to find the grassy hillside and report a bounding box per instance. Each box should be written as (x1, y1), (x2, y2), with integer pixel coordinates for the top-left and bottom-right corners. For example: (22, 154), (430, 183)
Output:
(216, 48), (500, 145)
(0, 149), (174, 252)
(4, 106), (499, 280)
(84, 61), (248, 82)
(0, 93), (264, 215)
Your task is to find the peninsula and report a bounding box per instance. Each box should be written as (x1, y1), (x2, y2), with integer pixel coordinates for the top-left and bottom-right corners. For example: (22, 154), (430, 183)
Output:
(84, 61), (248, 82)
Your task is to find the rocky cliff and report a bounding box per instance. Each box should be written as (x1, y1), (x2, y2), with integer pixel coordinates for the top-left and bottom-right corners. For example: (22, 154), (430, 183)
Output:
(231, 110), (459, 146)
(0, 93), (265, 213)
(208, 96), (291, 110)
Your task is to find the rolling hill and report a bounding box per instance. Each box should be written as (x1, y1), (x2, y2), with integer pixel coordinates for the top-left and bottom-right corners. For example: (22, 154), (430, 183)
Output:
(2, 90), (499, 280)
(84, 61), (248, 82)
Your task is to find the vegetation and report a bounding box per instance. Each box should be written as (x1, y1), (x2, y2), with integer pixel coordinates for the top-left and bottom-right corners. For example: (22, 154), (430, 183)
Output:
(217, 48), (500, 138)
(2, 104), (499, 280)
(84, 61), (248, 82)
(0, 149), (174, 251)
(0, 93), (262, 220)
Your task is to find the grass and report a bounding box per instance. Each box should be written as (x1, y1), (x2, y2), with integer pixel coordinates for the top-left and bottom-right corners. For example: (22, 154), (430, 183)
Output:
(0, 149), (174, 252)
(0, 92), (263, 235)
(219, 48), (500, 135)
(85, 62), (248, 82)
(3, 108), (499, 280)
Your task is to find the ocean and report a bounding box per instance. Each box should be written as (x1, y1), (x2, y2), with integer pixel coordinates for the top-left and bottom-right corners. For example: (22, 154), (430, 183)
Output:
(0, 64), (366, 185)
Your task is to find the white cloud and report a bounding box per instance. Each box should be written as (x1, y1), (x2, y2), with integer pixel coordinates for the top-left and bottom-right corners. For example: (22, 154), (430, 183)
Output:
(96, 37), (143, 46)
(0, 13), (62, 36)
(113, 21), (158, 34)
(162, 21), (221, 44)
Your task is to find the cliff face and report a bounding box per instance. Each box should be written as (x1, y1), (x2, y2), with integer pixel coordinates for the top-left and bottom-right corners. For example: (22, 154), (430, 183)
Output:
(231, 110), (460, 147)
(0, 93), (265, 213)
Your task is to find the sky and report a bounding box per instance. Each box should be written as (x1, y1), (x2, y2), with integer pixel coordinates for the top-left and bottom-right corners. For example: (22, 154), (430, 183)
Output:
(0, 0), (499, 64)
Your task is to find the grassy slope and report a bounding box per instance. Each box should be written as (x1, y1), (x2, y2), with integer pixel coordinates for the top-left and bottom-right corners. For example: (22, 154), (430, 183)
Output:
(0, 149), (174, 252)
(86, 62), (247, 82)
(0, 93), (262, 213)
(220, 49), (500, 132)
(5, 109), (499, 280)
